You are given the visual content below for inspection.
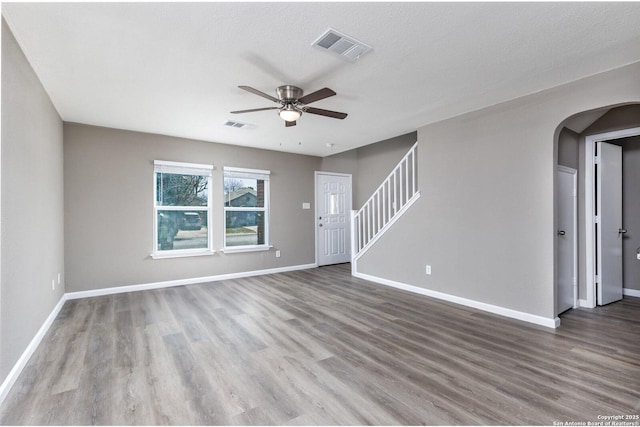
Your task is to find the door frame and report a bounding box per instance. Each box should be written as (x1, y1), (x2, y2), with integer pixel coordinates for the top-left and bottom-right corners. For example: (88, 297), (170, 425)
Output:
(314, 171), (353, 266)
(557, 165), (578, 313)
(584, 126), (640, 308)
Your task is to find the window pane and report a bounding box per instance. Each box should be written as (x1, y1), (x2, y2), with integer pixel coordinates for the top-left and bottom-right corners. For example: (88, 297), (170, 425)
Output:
(157, 210), (208, 251)
(329, 193), (340, 214)
(224, 177), (265, 207)
(225, 211), (265, 246)
(157, 173), (208, 207)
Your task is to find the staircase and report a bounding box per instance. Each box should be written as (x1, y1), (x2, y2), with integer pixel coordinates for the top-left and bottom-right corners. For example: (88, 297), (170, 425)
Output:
(351, 142), (420, 262)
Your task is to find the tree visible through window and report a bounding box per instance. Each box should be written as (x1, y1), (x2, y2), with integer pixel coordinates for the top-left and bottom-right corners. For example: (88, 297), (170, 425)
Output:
(153, 161), (213, 257)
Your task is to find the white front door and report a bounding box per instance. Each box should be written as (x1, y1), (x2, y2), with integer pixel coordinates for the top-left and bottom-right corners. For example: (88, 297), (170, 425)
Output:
(316, 172), (352, 266)
(557, 166), (577, 314)
(596, 141), (624, 305)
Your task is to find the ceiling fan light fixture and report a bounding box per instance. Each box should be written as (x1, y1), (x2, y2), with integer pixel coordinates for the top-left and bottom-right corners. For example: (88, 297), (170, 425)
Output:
(279, 105), (301, 122)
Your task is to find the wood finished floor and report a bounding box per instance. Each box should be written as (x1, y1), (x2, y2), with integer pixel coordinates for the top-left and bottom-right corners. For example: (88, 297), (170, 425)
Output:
(1, 263), (639, 425)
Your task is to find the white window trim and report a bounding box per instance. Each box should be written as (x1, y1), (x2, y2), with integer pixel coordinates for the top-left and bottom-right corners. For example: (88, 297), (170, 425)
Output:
(150, 249), (216, 260)
(221, 245), (273, 254)
(152, 160), (214, 258)
(223, 166), (271, 251)
(155, 160), (214, 173)
(223, 166), (270, 178)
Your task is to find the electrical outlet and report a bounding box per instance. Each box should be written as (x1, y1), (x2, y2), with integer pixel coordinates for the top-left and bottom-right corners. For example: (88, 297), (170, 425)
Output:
(425, 265), (432, 275)
(276, 250), (281, 258)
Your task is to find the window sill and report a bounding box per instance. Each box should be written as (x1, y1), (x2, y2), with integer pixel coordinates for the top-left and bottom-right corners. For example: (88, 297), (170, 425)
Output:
(221, 245), (272, 254)
(150, 249), (216, 260)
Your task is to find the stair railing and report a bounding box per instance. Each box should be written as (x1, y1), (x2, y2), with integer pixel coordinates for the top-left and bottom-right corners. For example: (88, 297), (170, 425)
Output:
(351, 142), (420, 261)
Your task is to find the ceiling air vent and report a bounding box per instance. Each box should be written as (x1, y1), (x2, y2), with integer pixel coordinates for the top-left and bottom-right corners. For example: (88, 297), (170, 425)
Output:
(313, 28), (372, 62)
(223, 120), (255, 129)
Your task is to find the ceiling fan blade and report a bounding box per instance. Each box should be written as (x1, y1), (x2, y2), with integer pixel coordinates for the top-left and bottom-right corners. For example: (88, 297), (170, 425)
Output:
(298, 88), (336, 105)
(285, 120), (297, 127)
(230, 107), (279, 114)
(238, 85), (279, 103)
(304, 107), (348, 120)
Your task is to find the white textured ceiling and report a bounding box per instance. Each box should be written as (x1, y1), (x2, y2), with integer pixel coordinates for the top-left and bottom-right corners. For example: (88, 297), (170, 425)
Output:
(3, 2), (640, 156)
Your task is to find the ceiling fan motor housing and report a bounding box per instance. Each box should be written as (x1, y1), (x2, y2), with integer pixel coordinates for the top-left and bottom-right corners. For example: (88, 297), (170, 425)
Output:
(276, 85), (304, 102)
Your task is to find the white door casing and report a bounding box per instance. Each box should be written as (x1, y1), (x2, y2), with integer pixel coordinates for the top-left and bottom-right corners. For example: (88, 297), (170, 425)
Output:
(584, 127), (640, 308)
(315, 172), (352, 266)
(556, 166), (577, 314)
(596, 141), (624, 306)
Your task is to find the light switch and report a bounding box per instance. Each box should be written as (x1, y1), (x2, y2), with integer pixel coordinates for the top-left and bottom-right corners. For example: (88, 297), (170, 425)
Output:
(302, 202), (310, 210)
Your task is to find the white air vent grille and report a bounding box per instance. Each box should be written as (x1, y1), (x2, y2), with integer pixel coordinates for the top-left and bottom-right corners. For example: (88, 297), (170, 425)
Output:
(313, 28), (372, 62)
(224, 120), (255, 129)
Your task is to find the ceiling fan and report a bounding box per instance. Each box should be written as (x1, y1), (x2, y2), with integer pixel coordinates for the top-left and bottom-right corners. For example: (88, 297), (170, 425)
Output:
(231, 85), (348, 127)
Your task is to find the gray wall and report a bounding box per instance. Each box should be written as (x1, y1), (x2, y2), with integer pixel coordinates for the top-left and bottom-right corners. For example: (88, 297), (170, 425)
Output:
(582, 104), (640, 135)
(356, 61), (640, 320)
(64, 123), (321, 292)
(558, 127), (579, 169)
(320, 147), (358, 180)
(1, 20), (65, 381)
(321, 132), (417, 208)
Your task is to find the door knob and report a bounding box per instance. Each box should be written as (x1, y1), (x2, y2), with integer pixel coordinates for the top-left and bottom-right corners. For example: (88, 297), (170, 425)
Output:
(557, 230), (566, 236)
(319, 224), (323, 227)
(619, 229), (627, 234)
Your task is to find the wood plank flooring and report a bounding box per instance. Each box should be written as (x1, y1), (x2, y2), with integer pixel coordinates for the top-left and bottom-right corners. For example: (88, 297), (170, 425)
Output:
(1, 263), (639, 425)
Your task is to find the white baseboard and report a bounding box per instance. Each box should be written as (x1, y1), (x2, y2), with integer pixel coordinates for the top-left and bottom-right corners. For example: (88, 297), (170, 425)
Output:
(65, 263), (317, 300)
(623, 288), (640, 298)
(0, 295), (67, 404)
(578, 291), (638, 307)
(353, 271), (560, 329)
(578, 298), (591, 308)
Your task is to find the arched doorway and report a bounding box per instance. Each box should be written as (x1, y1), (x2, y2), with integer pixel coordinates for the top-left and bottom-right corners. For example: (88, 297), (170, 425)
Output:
(555, 103), (640, 316)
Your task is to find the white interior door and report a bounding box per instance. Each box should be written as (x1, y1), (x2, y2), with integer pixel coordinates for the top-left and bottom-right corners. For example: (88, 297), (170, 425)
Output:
(596, 141), (624, 305)
(556, 166), (577, 314)
(316, 172), (352, 266)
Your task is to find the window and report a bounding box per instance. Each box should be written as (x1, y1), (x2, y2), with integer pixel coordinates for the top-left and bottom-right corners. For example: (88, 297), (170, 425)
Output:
(153, 160), (213, 258)
(223, 167), (270, 251)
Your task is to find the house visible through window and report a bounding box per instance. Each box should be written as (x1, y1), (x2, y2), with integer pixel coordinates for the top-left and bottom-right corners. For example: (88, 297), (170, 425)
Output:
(223, 166), (270, 250)
(153, 160), (213, 258)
